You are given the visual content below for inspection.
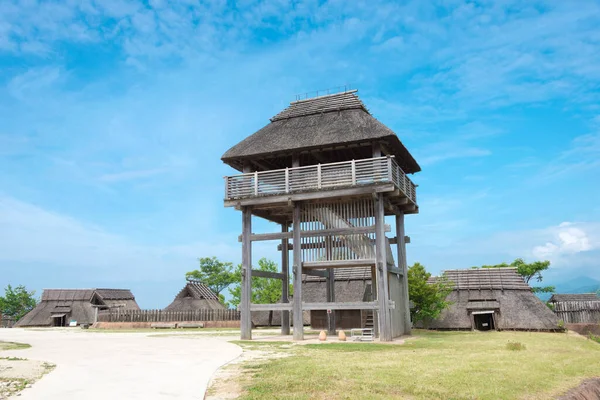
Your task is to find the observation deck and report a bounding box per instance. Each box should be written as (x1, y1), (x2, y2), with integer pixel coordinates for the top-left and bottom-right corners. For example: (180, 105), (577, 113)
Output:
(224, 156), (417, 210)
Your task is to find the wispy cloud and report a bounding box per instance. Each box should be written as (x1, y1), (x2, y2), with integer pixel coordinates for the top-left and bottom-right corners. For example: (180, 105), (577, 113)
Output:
(98, 168), (168, 183)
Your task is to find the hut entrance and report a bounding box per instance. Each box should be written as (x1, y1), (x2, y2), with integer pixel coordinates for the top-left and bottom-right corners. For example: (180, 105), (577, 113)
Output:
(472, 311), (495, 331)
(52, 314), (67, 327)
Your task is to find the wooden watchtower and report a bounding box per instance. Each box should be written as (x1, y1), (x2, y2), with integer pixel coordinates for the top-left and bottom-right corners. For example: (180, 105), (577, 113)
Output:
(222, 89), (420, 341)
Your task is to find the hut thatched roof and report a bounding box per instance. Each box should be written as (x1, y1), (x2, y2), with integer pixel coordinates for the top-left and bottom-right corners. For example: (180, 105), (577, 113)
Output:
(549, 293), (600, 303)
(430, 267), (529, 290)
(221, 90), (420, 174)
(164, 281), (225, 311)
(16, 288), (140, 327)
(424, 268), (560, 331)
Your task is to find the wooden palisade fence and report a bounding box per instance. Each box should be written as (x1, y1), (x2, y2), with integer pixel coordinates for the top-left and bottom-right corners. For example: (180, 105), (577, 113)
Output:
(97, 309), (240, 323)
(553, 301), (600, 324)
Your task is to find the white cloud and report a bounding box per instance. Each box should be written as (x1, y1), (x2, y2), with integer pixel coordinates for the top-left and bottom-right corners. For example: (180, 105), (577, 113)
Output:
(532, 222), (595, 259)
(0, 196), (240, 280)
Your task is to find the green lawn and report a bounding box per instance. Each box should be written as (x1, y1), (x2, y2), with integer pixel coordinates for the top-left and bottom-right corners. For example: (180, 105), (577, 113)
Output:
(235, 330), (600, 400)
(0, 341), (30, 352)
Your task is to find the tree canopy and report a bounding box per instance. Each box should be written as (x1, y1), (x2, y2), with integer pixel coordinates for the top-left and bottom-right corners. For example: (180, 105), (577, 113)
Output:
(0, 285), (37, 321)
(407, 262), (453, 325)
(479, 258), (555, 293)
(230, 258), (291, 307)
(186, 257), (236, 298)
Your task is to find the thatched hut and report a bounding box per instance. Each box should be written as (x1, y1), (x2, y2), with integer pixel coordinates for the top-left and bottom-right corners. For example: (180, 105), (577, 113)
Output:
(164, 281), (225, 311)
(16, 288), (139, 327)
(303, 267), (374, 330)
(425, 268), (560, 331)
(549, 293), (600, 324)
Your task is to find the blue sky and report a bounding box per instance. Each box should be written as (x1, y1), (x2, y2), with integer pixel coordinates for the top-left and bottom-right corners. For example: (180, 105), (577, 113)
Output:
(1, 0), (599, 308)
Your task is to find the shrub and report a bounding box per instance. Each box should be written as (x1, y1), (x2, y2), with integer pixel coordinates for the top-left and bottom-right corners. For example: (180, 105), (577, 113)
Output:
(557, 320), (566, 332)
(506, 341), (526, 351)
(589, 334), (600, 344)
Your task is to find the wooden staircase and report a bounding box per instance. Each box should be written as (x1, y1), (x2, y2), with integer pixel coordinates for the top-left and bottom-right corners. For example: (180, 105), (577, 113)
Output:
(364, 311), (374, 329)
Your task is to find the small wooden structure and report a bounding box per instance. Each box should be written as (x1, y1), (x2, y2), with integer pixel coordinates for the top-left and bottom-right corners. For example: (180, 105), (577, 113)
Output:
(425, 268), (561, 331)
(164, 280), (226, 311)
(16, 288), (140, 327)
(222, 89), (420, 341)
(549, 293), (600, 324)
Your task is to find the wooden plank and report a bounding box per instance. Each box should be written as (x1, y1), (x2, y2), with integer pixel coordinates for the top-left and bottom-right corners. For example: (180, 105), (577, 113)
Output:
(302, 269), (329, 277)
(251, 270), (285, 280)
(281, 223), (290, 335)
(241, 207), (252, 340)
(292, 203), (303, 340)
(250, 303), (293, 311)
(239, 224), (390, 243)
(224, 184), (396, 208)
(303, 301), (391, 311)
(249, 302), (397, 311)
(302, 259), (376, 269)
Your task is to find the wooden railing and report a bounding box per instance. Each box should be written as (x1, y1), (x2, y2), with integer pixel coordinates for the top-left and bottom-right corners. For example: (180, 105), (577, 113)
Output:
(97, 309), (240, 323)
(225, 156), (417, 204)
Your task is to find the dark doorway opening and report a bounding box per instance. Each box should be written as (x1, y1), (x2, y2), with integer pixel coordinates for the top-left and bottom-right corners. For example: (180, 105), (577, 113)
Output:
(473, 313), (495, 331)
(52, 315), (66, 327)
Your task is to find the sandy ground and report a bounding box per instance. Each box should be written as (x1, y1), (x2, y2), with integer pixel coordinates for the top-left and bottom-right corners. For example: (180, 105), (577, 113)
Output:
(0, 328), (242, 400)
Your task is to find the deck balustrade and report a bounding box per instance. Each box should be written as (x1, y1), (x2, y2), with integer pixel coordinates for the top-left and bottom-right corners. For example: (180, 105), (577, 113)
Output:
(224, 156), (417, 204)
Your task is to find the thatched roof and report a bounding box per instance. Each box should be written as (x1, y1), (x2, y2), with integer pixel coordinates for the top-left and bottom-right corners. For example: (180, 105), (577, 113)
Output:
(16, 288), (139, 327)
(549, 293), (600, 303)
(221, 90), (420, 174)
(424, 268), (560, 331)
(164, 282), (225, 311)
(430, 268), (530, 291)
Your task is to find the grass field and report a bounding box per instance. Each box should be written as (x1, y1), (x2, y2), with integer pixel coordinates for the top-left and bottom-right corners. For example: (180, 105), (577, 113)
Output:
(0, 341), (30, 351)
(234, 330), (600, 400)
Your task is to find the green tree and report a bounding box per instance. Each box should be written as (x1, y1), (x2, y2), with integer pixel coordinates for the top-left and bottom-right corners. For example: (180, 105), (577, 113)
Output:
(480, 258), (555, 293)
(408, 263), (453, 326)
(230, 258), (292, 326)
(0, 285), (37, 321)
(186, 257), (235, 304)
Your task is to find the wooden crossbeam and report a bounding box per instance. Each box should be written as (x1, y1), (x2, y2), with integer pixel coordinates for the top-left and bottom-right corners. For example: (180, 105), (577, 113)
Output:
(302, 259), (376, 269)
(225, 184), (396, 208)
(239, 224), (390, 243)
(251, 270), (285, 280)
(250, 303), (293, 311)
(388, 236), (411, 245)
(388, 266), (403, 276)
(248, 301), (396, 312)
(302, 269), (329, 277)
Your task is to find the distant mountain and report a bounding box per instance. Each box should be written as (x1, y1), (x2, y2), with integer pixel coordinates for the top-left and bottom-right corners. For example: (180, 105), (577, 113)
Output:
(554, 276), (600, 294)
(535, 276), (600, 302)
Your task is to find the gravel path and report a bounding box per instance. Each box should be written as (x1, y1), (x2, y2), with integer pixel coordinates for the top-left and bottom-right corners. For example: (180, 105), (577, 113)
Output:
(0, 328), (242, 399)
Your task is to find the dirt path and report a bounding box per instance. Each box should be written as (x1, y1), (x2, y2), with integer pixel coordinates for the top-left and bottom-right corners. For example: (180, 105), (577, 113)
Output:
(0, 328), (242, 399)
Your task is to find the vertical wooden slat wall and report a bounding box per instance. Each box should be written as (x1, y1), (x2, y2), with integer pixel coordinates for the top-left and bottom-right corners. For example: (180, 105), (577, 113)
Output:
(95, 309), (241, 323)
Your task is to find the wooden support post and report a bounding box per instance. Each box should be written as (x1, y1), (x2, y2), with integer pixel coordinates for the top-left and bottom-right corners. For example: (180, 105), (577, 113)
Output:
(371, 265), (378, 337)
(281, 223), (290, 335)
(292, 203), (304, 340)
(241, 207), (252, 340)
(396, 213), (411, 335)
(376, 193), (392, 341)
(325, 236), (336, 335)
